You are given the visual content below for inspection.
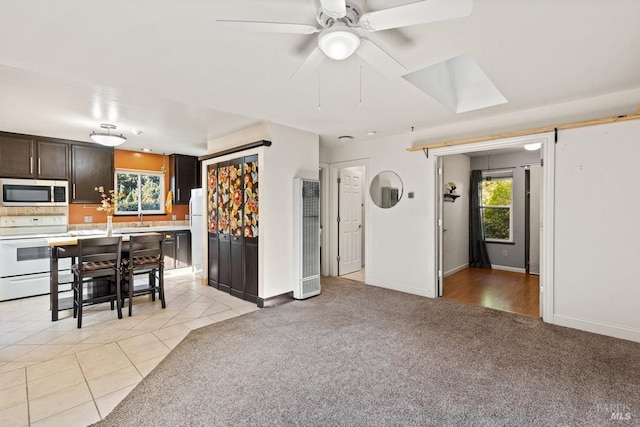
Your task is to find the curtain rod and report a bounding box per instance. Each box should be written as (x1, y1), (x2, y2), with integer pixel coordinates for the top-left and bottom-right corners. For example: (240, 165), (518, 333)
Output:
(407, 106), (640, 152)
(480, 167), (515, 172)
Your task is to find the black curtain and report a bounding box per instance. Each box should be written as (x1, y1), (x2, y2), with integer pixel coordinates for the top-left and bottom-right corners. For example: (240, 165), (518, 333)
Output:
(469, 170), (491, 268)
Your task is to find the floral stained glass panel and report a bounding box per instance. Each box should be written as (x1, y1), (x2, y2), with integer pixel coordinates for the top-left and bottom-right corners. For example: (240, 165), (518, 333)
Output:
(207, 165), (217, 233)
(229, 163), (243, 237)
(217, 166), (230, 235)
(243, 159), (259, 238)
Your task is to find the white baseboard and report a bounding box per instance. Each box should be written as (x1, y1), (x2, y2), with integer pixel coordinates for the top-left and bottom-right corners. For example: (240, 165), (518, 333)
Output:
(491, 265), (526, 274)
(444, 263), (469, 277)
(553, 314), (640, 343)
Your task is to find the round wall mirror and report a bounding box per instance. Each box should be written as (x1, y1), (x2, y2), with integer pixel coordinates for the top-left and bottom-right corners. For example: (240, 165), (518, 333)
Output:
(369, 171), (403, 209)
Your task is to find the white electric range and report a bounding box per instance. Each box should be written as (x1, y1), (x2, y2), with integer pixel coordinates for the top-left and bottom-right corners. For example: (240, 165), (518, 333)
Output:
(0, 215), (72, 301)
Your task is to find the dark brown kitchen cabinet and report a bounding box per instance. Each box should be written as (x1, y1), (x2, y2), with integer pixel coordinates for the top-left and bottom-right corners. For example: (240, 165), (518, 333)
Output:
(0, 134), (33, 178)
(175, 230), (192, 269)
(163, 231), (191, 270)
(169, 154), (200, 205)
(206, 155), (258, 304)
(163, 232), (176, 270)
(0, 133), (68, 180)
(70, 144), (114, 203)
(36, 140), (69, 180)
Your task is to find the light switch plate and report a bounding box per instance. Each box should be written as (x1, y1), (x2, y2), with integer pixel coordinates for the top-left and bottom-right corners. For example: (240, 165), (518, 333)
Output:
(84, 215), (93, 223)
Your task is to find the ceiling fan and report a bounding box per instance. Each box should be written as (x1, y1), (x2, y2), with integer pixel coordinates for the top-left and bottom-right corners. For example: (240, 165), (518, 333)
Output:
(217, 0), (507, 113)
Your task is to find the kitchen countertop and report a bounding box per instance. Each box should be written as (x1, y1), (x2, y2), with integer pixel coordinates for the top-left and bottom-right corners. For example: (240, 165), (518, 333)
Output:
(0, 225), (190, 240)
(71, 224), (189, 234)
(45, 231), (163, 246)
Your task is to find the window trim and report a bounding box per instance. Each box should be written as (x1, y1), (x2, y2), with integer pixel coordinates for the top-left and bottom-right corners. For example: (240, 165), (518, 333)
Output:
(479, 170), (514, 243)
(114, 168), (165, 215)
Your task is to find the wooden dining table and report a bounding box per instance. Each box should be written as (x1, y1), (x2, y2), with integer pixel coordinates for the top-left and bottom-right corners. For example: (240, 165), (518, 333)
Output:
(46, 232), (162, 321)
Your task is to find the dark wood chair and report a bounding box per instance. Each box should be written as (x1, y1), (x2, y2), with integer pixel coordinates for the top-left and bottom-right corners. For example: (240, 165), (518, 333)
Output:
(72, 236), (123, 328)
(122, 233), (166, 316)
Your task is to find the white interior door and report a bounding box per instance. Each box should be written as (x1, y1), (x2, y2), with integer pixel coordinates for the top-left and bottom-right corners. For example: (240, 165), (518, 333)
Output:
(339, 166), (363, 275)
(529, 165), (542, 275)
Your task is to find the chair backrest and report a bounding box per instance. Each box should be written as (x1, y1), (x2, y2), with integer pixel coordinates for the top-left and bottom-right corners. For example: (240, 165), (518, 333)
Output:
(126, 233), (164, 268)
(77, 236), (123, 269)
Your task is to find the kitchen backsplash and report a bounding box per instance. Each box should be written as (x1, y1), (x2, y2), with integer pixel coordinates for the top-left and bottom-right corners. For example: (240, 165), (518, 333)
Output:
(69, 220), (189, 231)
(0, 206), (68, 216)
(0, 206), (188, 230)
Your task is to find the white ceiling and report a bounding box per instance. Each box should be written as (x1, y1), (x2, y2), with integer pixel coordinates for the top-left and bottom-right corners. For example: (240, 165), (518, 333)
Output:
(0, 0), (639, 156)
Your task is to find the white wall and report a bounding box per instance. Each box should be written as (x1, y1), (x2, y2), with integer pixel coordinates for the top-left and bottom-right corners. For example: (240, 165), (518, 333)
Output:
(262, 123), (319, 299)
(328, 139), (435, 297)
(205, 122), (319, 301)
(553, 120), (640, 341)
(406, 88), (640, 149)
(207, 122), (269, 152)
(442, 154), (470, 276)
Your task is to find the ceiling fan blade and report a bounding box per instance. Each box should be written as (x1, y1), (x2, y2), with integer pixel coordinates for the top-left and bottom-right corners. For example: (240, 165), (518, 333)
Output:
(216, 20), (319, 35)
(402, 54), (507, 113)
(359, 0), (473, 32)
(320, 0), (347, 19)
(356, 38), (407, 80)
(289, 47), (324, 83)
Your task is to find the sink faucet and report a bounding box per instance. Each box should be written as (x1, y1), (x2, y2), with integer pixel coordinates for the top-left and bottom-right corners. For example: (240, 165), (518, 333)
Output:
(138, 212), (144, 227)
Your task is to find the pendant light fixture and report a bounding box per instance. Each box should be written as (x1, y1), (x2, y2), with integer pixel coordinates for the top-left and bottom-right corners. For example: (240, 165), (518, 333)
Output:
(90, 123), (127, 147)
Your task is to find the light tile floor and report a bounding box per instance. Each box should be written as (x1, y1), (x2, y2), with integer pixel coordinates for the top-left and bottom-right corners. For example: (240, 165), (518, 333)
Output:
(0, 272), (259, 427)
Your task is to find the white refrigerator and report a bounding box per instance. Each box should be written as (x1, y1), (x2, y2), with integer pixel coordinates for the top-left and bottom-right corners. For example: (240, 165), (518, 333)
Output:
(189, 188), (204, 273)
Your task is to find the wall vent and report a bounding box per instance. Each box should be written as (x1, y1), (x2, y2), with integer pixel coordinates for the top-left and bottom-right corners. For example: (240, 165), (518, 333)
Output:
(293, 178), (321, 299)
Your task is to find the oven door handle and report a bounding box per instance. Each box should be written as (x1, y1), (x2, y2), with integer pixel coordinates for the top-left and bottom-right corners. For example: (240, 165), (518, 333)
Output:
(6, 274), (50, 283)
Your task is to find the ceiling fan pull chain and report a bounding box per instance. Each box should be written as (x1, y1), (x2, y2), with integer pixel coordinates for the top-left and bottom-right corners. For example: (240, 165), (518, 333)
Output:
(358, 54), (363, 109)
(318, 53), (322, 112)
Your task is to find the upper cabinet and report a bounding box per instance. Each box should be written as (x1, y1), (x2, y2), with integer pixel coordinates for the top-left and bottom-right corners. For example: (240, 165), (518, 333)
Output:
(70, 144), (114, 203)
(1, 132), (201, 208)
(0, 133), (69, 180)
(36, 140), (69, 180)
(170, 154), (200, 205)
(0, 134), (33, 178)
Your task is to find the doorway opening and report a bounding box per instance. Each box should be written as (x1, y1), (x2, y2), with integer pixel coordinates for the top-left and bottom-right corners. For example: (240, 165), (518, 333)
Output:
(329, 161), (367, 282)
(435, 136), (552, 319)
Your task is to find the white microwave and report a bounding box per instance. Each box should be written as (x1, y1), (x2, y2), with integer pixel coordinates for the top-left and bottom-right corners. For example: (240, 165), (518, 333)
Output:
(0, 178), (68, 207)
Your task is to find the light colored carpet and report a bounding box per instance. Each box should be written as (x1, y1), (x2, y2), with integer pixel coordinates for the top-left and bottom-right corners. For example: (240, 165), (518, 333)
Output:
(95, 277), (640, 426)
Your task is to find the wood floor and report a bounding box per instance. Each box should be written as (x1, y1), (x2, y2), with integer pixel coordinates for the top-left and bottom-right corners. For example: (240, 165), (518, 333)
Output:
(443, 268), (540, 318)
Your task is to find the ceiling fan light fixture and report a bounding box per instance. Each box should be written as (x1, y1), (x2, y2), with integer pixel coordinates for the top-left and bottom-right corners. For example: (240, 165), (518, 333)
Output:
(318, 24), (360, 60)
(90, 123), (127, 147)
